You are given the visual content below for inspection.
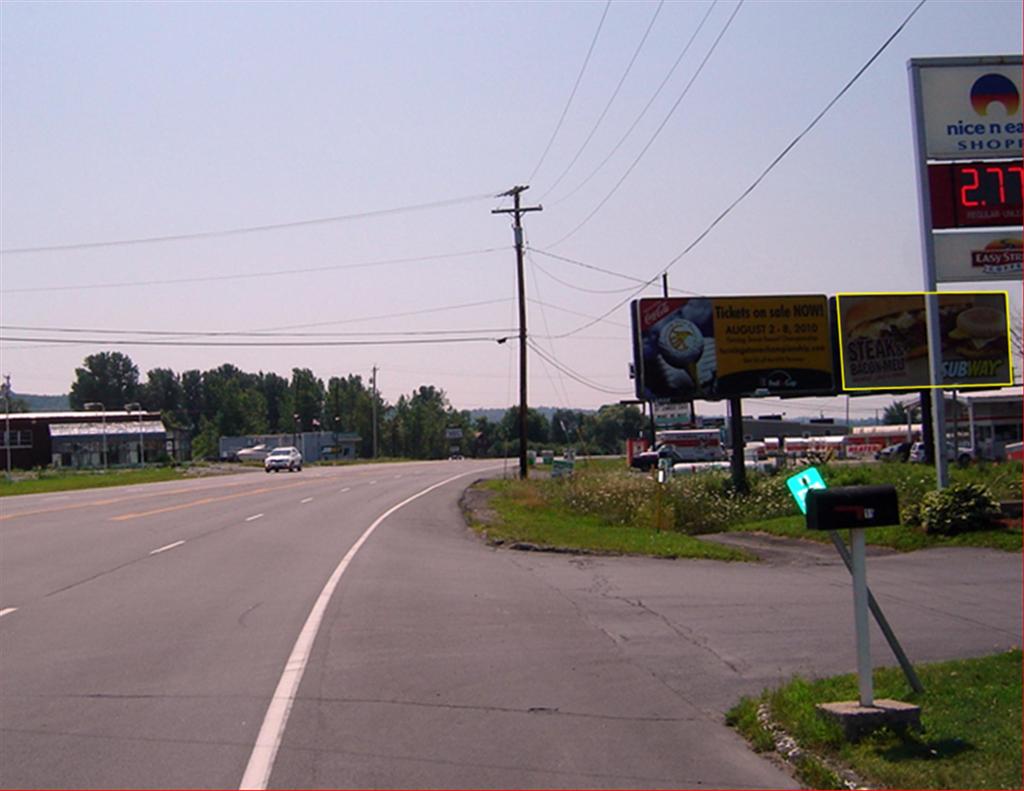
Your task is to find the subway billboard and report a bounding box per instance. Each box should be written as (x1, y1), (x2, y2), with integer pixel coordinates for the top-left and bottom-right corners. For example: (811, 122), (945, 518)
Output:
(631, 296), (835, 401)
(836, 291), (1013, 390)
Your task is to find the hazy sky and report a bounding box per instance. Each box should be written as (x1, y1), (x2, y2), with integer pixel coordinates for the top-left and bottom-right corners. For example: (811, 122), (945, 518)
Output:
(2, 0), (1021, 419)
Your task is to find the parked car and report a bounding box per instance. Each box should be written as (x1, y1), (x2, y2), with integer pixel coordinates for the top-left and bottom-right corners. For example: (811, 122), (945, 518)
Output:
(875, 441), (911, 462)
(264, 446), (303, 472)
(908, 441), (973, 466)
(630, 444), (686, 472)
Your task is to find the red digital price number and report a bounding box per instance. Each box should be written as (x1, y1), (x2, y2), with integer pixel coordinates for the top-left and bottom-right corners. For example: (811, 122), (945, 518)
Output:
(929, 160), (1023, 229)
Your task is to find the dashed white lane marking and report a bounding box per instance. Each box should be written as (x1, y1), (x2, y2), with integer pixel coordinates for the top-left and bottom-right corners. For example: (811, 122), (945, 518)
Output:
(300, 497), (314, 504)
(0, 608), (17, 618)
(239, 468), (489, 790)
(369, 480), (378, 485)
(149, 540), (185, 556)
(246, 514), (265, 522)
(340, 487), (351, 493)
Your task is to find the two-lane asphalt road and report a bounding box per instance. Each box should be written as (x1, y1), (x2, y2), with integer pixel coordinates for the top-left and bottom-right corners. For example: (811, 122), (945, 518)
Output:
(0, 461), (514, 789)
(3, 462), (1018, 789)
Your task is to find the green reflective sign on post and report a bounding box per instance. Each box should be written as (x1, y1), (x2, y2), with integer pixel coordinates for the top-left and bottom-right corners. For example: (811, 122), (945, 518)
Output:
(786, 467), (827, 515)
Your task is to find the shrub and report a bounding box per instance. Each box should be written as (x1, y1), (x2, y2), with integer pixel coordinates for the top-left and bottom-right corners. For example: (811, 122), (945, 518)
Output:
(918, 482), (1001, 536)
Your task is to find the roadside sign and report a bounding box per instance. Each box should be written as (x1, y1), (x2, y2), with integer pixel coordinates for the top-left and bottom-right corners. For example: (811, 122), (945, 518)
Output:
(552, 459), (574, 478)
(631, 295), (834, 401)
(835, 291), (1013, 390)
(445, 428), (463, 440)
(786, 467), (827, 515)
(915, 59), (1022, 160)
(652, 401), (693, 428)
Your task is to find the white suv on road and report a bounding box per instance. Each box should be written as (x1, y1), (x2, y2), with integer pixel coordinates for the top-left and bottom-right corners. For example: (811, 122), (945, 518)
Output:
(264, 446), (303, 472)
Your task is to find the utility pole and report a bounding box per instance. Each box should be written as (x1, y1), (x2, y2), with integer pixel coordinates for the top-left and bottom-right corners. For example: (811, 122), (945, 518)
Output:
(493, 186), (542, 479)
(3, 374), (11, 478)
(371, 365), (379, 459)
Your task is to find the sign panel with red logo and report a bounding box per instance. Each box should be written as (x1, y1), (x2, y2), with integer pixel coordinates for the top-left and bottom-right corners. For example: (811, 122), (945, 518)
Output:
(631, 296), (834, 401)
(917, 61), (1022, 160)
(933, 231), (1022, 282)
(836, 291), (1013, 390)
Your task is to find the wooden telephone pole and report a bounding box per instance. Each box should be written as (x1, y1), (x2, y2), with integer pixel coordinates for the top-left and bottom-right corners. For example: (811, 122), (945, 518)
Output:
(493, 186), (542, 479)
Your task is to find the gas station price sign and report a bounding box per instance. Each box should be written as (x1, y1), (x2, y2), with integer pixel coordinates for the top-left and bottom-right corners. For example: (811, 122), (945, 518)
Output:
(929, 160), (1023, 229)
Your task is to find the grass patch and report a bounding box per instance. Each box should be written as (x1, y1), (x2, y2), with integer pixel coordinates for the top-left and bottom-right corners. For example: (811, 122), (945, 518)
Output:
(472, 479), (751, 561)
(728, 650), (1022, 790)
(1, 466), (195, 496)
(731, 514), (1023, 553)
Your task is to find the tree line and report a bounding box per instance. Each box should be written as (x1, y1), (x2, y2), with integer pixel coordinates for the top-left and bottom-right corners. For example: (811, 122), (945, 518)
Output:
(66, 352), (646, 460)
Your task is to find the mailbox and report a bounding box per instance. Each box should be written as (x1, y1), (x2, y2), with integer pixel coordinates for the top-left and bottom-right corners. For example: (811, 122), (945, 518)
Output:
(805, 485), (900, 531)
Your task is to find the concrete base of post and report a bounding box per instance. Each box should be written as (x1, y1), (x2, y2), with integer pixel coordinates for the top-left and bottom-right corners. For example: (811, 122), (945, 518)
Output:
(816, 699), (922, 741)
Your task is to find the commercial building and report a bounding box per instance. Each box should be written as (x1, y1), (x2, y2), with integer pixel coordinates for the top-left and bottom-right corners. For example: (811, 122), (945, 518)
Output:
(1, 410), (166, 469)
(219, 431), (361, 463)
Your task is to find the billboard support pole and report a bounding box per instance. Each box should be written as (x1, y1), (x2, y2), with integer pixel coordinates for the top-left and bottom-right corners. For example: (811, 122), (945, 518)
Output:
(728, 397), (748, 494)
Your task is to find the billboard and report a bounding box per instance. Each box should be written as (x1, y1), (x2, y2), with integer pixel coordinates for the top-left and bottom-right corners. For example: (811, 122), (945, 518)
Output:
(632, 296), (834, 401)
(836, 291), (1013, 390)
(916, 59), (1022, 160)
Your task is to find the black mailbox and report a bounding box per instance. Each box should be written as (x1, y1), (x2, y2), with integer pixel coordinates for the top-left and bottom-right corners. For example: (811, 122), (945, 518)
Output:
(805, 485), (900, 531)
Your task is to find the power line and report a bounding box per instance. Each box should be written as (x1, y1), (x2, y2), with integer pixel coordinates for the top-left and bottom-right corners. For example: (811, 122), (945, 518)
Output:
(550, 0), (928, 340)
(0, 191), (499, 255)
(538, 0), (665, 200)
(0, 324), (515, 339)
(662, 0), (928, 272)
(0, 335), (501, 348)
(528, 0), (613, 183)
(530, 246), (703, 294)
(527, 339), (632, 396)
(254, 298), (513, 332)
(4, 247), (505, 294)
(545, 0), (719, 208)
(527, 251), (637, 295)
(546, 0), (745, 248)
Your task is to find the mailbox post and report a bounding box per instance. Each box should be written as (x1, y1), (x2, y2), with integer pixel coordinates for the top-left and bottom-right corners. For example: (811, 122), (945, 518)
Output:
(806, 485), (921, 737)
(807, 486), (899, 706)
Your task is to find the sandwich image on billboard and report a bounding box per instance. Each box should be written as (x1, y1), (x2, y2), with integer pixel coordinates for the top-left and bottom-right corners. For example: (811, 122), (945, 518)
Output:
(631, 295), (833, 401)
(836, 291), (1013, 390)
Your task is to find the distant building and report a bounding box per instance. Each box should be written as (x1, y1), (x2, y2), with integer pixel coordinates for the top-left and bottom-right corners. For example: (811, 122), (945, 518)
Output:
(961, 387), (1023, 458)
(1, 410), (166, 469)
(219, 431), (361, 463)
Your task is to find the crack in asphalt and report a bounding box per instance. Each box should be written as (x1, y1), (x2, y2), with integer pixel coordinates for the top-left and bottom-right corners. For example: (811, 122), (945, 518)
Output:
(294, 694), (701, 724)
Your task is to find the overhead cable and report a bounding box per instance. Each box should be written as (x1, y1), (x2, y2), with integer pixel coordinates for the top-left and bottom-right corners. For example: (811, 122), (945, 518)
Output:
(527, 339), (632, 395)
(550, 0), (928, 340)
(546, 0), (745, 248)
(0, 335), (501, 348)
(0, 324), (515, 339)
(546, 0), (718, 207)
(528, 0), (613, 183)
(538, 0), (665, 200)
(5, 247), (505, 294)
(0, 191), (500, 255)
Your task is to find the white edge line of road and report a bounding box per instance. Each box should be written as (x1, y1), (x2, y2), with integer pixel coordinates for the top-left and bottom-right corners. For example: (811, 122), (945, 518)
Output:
(246, 514), (265, 522)
(239, 467), (495, 790)
(0, 607), (17, 618)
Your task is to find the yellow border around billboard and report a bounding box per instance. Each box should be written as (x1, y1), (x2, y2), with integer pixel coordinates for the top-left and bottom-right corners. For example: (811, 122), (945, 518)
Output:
(835, 290), (1015, 392)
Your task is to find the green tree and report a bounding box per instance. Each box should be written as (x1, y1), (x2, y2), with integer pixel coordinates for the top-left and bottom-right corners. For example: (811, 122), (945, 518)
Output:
(499, 406), (549, 445)
(260, 372), (292, 432)
(140, 368), (184, 423)
(406, 385), (450, 459)
(883, 400), (912, 425)
(69, 352), (140, 410)
(181, 369), (204, 436)
(586, 404), (644, 454)
(326, 374), (375, 456)
(290, 368), (325, 432)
